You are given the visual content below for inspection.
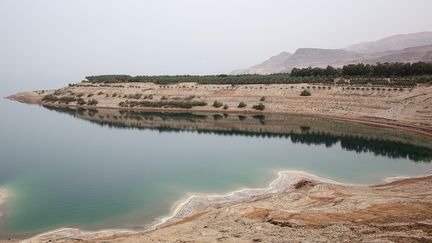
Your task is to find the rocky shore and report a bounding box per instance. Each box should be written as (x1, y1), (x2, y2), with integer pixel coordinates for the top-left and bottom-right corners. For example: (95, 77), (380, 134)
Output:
(19, 173), (432, 242)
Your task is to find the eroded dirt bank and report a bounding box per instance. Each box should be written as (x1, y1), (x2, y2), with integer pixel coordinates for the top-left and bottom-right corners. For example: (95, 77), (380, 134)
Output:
(20, 175), (432, 242)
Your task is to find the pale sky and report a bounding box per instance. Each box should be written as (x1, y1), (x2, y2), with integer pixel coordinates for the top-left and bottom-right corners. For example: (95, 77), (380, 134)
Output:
(1, 0), (432, 94)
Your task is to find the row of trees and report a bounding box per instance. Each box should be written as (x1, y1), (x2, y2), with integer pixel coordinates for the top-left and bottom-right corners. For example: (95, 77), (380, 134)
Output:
(85, 62), (432, 85)
(291, 62), (432, 77)
(291, 66), (340, 77)
(342, 62), (432, 76)
(86, 74), (330, 85)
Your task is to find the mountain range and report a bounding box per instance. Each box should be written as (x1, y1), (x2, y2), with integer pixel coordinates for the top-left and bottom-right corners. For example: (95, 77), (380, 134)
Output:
(231, 32), (432, 74)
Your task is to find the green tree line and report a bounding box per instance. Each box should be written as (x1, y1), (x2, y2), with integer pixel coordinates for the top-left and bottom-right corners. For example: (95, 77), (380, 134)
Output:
(84, 62), (432, 85)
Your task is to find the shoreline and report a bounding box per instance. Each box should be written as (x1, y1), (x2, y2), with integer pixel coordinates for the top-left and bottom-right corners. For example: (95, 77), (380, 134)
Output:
(5, 94), (432, 138)
(4, 83), (432, 241)
(152, 170), (350, 229)
(153, 170), (432, 230)
(20, 170), (432, 242)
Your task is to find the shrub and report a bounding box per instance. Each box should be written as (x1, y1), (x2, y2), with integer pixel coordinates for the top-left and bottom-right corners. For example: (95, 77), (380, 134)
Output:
(160, 96), (168, 100)
(260, 96), (266, 101)
(213, 101), (223, 108)
(58, 96), (77, 104)
(238, 101), (247, 108)
(300, 90), (311, 96)
(213, 114), (223, 120)
(87, 93), (94, 97)
(77, 98), (86, 105)
(223, 104), (229, 110)
(128, 93), (142, 99)
(252, 103), (265, 111)
(87, 99), (98, 106)
(143, 94), (153, 99)
(97, 91), (104, 95)
(42, 94), (59, 102)
(238, 115), (246, 121)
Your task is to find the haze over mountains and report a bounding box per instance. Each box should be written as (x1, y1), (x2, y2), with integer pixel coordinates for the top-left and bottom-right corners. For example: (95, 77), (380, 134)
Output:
(232, 32), (432, 74)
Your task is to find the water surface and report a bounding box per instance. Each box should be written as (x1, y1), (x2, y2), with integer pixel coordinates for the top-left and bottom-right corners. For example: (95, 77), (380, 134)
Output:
(0, 99), (431, 238)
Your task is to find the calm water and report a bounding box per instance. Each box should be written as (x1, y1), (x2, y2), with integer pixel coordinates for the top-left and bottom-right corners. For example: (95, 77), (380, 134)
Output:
(0, 99), (431, 238)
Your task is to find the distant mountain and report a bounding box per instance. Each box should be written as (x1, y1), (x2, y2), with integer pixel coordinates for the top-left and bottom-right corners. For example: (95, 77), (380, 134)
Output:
(233, 32), (432, 74)
(360, 45), (432, 63)
(278, 48), (361, 73)
(345, 32), (432, 54)
(232, 52), (292, 75)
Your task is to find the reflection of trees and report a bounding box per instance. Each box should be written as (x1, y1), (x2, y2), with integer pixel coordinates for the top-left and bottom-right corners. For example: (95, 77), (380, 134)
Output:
(43, 106), (432, 162)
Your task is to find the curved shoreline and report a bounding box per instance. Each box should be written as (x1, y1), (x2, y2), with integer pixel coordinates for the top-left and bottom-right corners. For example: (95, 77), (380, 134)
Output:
(6, 99), (432, 138)
(151, 170), (350, 229)
(6, 85), (432, 138)
(21, 169), (432, 242)
(151, 170), (432, 229)
(4, 86), (432, 241)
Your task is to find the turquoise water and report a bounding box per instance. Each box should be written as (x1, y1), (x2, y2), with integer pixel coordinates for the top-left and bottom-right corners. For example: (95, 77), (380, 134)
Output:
(0, 99), (431, 238)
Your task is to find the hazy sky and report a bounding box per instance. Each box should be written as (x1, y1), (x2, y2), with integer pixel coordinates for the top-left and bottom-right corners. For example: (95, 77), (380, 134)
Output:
(1, 0), (432, 94)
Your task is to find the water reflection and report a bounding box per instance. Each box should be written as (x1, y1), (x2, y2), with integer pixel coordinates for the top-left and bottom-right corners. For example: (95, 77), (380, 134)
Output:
(43, 105), (432, 162)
